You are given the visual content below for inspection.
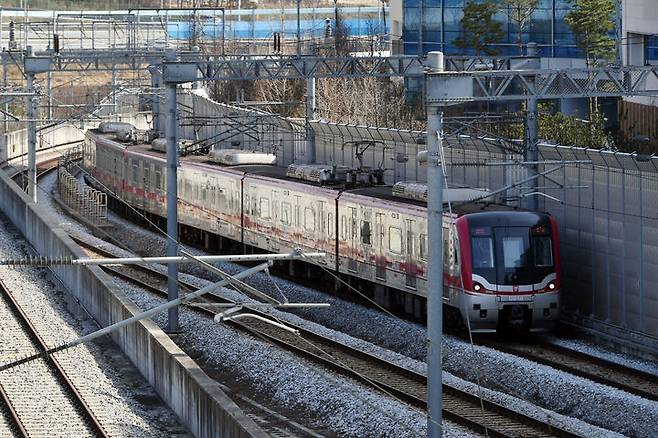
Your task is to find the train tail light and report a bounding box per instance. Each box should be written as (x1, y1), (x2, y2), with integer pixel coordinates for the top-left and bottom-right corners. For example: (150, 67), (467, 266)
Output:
(473, 282), (483, 292)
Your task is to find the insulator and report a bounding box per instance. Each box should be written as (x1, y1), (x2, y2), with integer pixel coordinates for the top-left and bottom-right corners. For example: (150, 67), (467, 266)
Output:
(0, 255), (75, 267)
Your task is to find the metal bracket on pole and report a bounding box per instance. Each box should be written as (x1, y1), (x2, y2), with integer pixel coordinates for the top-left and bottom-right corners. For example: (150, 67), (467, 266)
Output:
(0, 262), (272, 373)
(148, 64), (163, 137)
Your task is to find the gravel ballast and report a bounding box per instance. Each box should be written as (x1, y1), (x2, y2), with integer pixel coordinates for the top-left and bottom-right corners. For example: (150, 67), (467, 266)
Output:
(0, 187), (190, 436)
(41, 170), (657, 437)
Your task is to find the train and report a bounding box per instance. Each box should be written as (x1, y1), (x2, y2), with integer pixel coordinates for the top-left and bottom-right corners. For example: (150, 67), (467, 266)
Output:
(82, 125), (561, 333)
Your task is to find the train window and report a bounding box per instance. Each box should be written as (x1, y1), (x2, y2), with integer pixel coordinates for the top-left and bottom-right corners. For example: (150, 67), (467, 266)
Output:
(328, 213), (335, 238)
(340, 216), (348, 241)
(361, 221), (371, 245)
(281, 202), (291, 225)
(472, 237), (494, 269)
(419, 234), (427, 260)
(260, 197), (270, 220)
(201, 184), (207, 202)
(389, 227), (402, 254)
(350, 209), (357, 240)
(144, 168), (150, 189)
(304, 207), (315, 232)
(132, 163), (139, 184)
(155, 171), (162, 190)
(533, 236), (553, 267)
(502, 237), (525, 268)
(406, 223), (414, 256)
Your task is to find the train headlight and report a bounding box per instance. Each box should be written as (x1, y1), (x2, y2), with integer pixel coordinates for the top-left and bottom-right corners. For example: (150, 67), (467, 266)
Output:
(547, 281), (556, 291)
(473, 282), (483, 292)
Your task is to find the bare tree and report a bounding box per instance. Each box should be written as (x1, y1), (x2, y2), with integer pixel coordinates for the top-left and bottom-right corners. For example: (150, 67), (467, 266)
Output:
(504, 0), (539, 55)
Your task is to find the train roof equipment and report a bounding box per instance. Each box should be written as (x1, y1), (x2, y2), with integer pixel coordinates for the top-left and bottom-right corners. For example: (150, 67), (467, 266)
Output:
(286, 164), (351, 184)
(151, 138), (195, 153)
(392, 181), (491, 204)
(207, 149), (277, 166)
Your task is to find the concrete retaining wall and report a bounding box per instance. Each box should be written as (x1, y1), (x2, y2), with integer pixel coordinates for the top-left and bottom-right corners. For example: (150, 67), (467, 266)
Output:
(0, 170), (266, 437)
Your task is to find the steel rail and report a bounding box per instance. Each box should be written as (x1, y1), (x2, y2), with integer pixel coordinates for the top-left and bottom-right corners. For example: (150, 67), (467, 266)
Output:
(72, 236), (579, 438)
(0, 384), (28, 438)
(0, 278), (109, 438)
(482, 339), (658, 402)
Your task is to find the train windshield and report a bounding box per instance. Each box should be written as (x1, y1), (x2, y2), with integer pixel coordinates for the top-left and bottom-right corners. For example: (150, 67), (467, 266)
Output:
(471, 226), (553, 286)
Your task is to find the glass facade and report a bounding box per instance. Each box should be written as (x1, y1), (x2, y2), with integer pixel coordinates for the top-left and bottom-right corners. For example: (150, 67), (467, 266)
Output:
(402, 0), (658, 60)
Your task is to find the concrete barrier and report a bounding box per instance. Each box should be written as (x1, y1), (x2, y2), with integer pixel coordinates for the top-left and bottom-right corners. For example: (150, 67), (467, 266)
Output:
(0, 170), (267, 437)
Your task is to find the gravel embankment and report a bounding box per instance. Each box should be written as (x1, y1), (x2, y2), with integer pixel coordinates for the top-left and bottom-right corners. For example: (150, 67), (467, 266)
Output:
(0, 185), (189, 436)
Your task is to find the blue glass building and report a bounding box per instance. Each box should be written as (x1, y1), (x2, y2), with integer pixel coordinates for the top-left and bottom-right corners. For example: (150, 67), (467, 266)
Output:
(401, 0), (658, 60)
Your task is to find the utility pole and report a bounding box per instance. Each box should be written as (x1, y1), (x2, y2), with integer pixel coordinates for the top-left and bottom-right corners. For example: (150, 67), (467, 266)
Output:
(525, 97), (538, 211)
(426, 51), (444, 438)
(26, 70), (37, 203)
(296, 0), (301, 56)
(615, 0), (623, 66)
(164, 51), (180, 333)
(24, 47), (51, 204)
(306, 77), (315, 163)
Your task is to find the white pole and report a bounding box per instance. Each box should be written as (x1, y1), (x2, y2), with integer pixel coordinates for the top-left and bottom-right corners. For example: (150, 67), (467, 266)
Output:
(426, 51), (444, 438)
(165, 68), (180, 332)
(26, 47), (38, 203)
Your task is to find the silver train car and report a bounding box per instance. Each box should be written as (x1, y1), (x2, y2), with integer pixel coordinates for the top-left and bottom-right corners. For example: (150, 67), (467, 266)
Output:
(83, 129), (561, 332)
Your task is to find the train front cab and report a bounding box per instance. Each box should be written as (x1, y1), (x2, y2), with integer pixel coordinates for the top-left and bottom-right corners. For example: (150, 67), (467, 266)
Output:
(456, 211), (561, 333)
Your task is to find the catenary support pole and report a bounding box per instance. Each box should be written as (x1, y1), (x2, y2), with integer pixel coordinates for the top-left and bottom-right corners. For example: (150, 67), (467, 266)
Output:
(26, 49), (37, 203)
(296, 0), (301, 56)
(149, 65), (162, 136)
(306, 77), (316, 163)
(2, 54), (8, 132)
(615, 0), (623, 66)
(525, 97), (538, 211)
(427, 105), (444, 438)
(165, 81), (180, 333)
(426, 51), (444, 438)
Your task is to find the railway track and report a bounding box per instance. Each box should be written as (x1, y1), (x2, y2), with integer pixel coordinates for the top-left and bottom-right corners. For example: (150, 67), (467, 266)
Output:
(72, 236), (579, 438)
(0, 277), (108, 438)
(481, 339), (658, 402)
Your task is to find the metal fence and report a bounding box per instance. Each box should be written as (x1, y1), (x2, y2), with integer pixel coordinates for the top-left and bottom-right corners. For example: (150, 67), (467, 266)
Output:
(58, 148), (108, 226)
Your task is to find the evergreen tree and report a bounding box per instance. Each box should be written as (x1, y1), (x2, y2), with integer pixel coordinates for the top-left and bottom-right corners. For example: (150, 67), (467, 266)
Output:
(565, 0), (616, 67)
(453, 0), (504, 56)
(503, 0), (539, 55)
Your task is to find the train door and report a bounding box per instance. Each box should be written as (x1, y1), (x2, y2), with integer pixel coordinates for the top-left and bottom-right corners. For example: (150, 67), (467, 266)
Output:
(317, 200), (327, 256)
(375, 212), (386, 281)
(404, 218), (417, 290)
(348, 206), (358, 273)
(360, 208), (373, 276)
